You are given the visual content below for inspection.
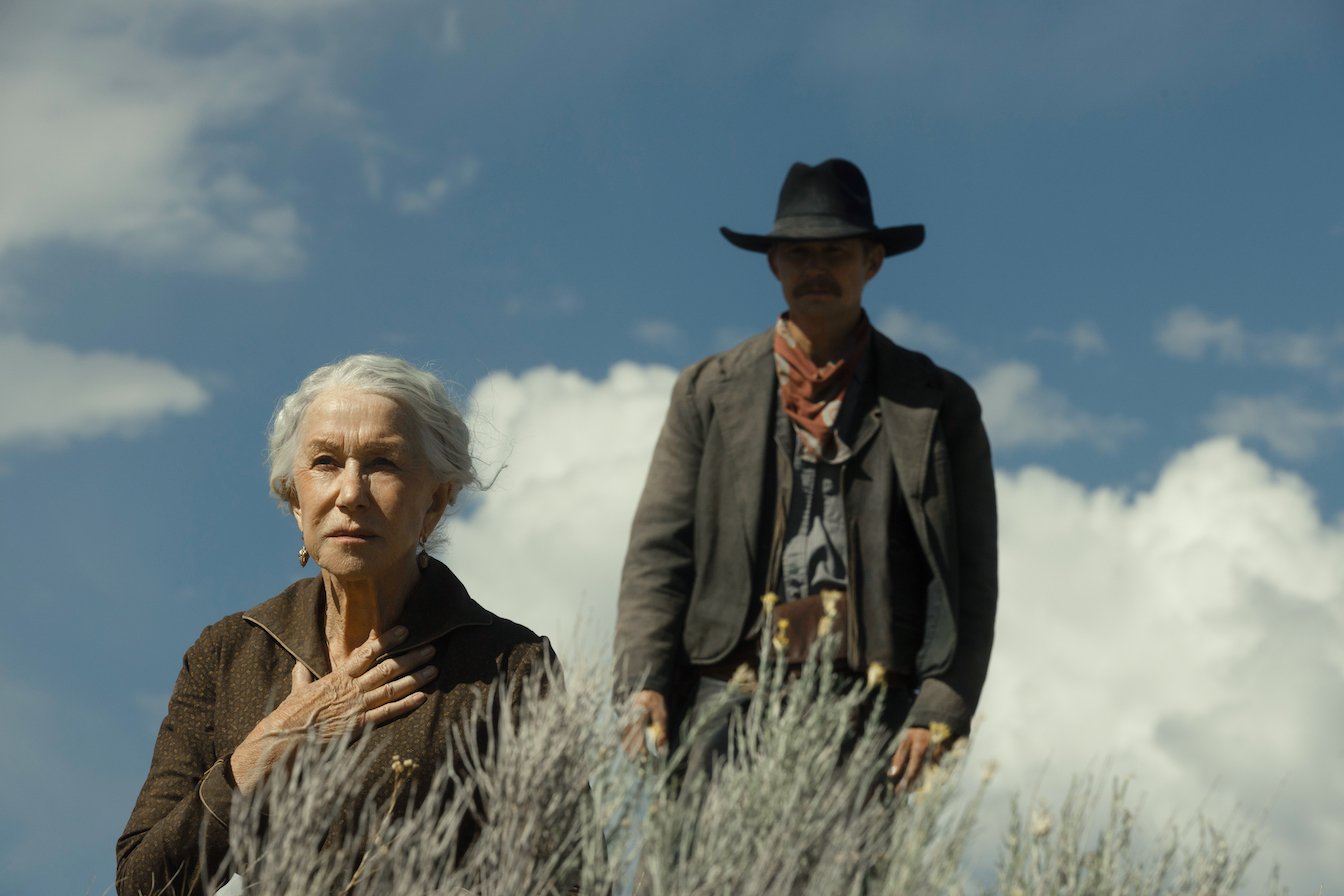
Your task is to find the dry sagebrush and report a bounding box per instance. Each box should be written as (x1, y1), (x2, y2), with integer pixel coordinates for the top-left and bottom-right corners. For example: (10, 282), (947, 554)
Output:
(196, 650), (1279, 896)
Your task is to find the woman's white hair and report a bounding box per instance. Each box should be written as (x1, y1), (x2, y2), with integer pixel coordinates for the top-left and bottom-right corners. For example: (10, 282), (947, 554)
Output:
(267, 355), (479, 545)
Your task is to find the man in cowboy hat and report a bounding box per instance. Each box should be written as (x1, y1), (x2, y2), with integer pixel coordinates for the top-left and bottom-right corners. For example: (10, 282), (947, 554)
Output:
(614, 158), (997, 787)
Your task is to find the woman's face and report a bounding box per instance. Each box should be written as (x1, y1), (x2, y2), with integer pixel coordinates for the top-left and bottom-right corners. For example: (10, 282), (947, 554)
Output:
(291, 389), (453, 583)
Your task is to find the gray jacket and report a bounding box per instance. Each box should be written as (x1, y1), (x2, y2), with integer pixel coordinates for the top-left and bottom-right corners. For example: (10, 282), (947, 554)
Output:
(614, 328), (997, 734)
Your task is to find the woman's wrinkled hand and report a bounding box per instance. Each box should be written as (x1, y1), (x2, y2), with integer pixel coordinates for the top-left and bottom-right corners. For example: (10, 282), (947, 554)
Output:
(229, 626), (438, 794)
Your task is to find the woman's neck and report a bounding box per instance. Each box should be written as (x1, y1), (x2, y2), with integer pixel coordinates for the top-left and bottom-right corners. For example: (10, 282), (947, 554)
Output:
(321, 560), (421, 667)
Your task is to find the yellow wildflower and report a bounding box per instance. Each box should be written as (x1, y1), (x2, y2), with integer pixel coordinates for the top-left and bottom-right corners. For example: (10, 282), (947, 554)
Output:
(646, 720), (666, 748)
(915, 761), (949, 797)
(771, 617), (790, 651)
(928, 721), (952, 746)
(727, 663), (758, 696)
(866, 661), (887, 689)
(1030, 805), (1053, 838)
(761, 592), (779, 614)
(821, 589), (841, 617)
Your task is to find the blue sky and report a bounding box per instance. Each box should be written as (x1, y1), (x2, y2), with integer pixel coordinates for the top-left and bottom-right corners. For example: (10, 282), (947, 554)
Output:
(1, 1), (1342, 892)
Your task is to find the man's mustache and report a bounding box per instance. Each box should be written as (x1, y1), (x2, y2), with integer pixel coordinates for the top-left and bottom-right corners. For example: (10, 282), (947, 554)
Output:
(795, 277), (840, 296)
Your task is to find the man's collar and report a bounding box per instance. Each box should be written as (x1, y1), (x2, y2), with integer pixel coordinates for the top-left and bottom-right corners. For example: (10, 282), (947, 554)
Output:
(242, 557), (493, 677)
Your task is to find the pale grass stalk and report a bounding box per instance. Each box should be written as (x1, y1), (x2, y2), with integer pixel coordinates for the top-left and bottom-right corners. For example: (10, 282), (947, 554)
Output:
(164, 642), (1281, 896)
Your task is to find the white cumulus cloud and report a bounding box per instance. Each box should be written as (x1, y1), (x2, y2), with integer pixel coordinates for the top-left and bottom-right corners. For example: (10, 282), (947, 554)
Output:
(1029, 320), (1108, 357)
(502, 288), (583, 320)
(0, 0), (368, 277)
(0, 332), (208, 447)
(975, 361), (1141, 450)
(631, 320), (684, 350)
(983, 439), (1344, 891)
(440, 7), (465, 53)
(1157, 306), (1344, 373)
(443, 362), (679, 659)
(433, 362), (1342, 892)
(1156, 307), (1247, 360)
(875, 307), (966, 357)
(1203, 394), (1344, 460)
(396, 157), (481, 215)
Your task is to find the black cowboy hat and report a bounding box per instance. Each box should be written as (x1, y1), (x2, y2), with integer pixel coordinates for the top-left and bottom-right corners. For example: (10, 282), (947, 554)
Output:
(720, 158), (924, 257)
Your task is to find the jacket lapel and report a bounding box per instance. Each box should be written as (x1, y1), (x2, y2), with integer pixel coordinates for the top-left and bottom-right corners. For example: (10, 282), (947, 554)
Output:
(393, 559), (494, 652)
(243, 577), (329, 676)
(714, 333), (777, 571)
(871, 333), (943, 503)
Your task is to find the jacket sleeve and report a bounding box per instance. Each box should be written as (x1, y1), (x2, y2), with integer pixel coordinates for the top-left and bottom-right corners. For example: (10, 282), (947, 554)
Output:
(612, 365), (707, 695)
(498, 636), (563, 710)
(116, 624), (237, 896)
(905, 373), (998, 736)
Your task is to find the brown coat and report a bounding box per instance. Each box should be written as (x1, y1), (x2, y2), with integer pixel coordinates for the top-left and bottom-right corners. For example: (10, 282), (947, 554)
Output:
(116, 558), (551, 895)
(614, 328), (997, 735)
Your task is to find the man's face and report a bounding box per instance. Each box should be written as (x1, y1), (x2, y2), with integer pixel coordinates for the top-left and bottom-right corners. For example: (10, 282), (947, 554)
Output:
(767, 238), (883, 324)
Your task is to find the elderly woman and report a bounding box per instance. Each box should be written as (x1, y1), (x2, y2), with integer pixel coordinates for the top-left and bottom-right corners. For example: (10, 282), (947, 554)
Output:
(117, 354), (551, 895)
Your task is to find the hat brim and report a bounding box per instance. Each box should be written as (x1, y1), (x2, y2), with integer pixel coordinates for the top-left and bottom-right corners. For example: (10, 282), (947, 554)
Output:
(720, 223), (925, 258)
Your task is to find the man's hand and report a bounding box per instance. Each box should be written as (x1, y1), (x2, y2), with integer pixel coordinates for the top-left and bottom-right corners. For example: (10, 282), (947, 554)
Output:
(621, 689), (669, 759)
(886, 726), (951, 792)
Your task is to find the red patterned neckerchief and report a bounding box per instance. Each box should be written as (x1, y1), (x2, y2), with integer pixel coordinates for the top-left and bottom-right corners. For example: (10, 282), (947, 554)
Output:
(773, 312), (872, 462)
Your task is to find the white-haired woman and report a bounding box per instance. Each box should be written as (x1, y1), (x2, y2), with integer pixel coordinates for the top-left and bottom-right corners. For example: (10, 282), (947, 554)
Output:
(117, 354), (552, 895)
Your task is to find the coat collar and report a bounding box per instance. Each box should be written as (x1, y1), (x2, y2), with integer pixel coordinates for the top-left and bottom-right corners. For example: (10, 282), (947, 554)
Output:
(242, 557), (494, 677)
(869, 329), (945, 500)
(711, 331), (777, 568)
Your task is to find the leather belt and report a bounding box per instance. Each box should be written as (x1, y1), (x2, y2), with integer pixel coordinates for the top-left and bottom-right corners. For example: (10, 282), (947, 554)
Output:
(696, 639), (913, 694)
